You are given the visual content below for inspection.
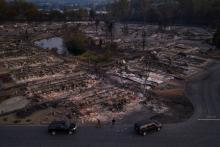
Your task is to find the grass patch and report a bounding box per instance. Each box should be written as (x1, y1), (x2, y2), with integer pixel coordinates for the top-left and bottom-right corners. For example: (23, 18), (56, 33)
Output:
(80, 49), (113, 63)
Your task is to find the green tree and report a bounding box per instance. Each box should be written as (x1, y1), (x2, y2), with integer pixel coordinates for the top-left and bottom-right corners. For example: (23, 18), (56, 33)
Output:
(24, 3), (38, 20)
(77, 8), (88, 20)
(193, 0), (220, 23)
(140, 0), (151, 22)
(177, 0), (194, 23)
(89, 9), (96, 21)
(0, 0), (6, 20)
(49, 10), (63, 21)
(110, 0), (130, 20)
(0, 0), (39, 21)
(156, 0), (179, 28)
(213, 27), (220, 48)
(64, 28), (87, 55)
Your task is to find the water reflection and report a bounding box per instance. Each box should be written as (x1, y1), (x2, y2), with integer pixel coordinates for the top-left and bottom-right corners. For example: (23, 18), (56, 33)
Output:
(35, 37), (68, 54)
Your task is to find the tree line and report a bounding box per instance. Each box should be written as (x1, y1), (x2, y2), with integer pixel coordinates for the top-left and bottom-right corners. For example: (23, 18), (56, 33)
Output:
(0, 0), (98, 22)
(1, 0), (220, 27)
(109, 0), (220, 26)
(0, 0), (39, 21)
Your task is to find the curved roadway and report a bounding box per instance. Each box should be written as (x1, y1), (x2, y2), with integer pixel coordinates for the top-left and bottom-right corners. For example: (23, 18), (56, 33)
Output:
(0, 62), (220, 147)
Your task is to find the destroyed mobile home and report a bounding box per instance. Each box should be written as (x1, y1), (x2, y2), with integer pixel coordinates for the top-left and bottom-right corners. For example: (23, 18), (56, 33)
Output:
(0, 22), (215, 125)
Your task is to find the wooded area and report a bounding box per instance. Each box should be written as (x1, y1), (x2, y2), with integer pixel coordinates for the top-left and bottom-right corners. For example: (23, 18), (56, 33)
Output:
(1, 0), (220, 26)
(0, 0), (90, 21)
(109, 0), (220, 26)
(0, 0), (38, 21)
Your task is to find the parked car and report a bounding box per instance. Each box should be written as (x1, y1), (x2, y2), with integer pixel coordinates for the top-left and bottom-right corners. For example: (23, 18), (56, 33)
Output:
(48, 121), (77, 135)
(134, 120), (162, 136)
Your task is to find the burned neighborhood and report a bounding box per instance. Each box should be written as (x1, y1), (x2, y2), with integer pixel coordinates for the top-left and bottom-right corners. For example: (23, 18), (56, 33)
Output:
(0, 0), (220, 147)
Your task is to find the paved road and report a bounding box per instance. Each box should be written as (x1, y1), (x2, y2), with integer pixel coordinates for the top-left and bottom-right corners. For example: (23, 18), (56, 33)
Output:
(1, 62), (220, 147)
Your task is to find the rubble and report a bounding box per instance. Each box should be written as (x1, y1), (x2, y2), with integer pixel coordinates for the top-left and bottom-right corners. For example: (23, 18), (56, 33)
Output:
(0, 22), (215, 124)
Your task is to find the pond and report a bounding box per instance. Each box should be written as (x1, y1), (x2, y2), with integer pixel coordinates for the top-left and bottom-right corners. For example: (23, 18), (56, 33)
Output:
(35, 37), (68, 54)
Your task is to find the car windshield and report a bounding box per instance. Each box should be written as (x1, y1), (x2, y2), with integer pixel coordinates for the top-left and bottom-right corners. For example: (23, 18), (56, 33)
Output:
(52, 121), (69, 127)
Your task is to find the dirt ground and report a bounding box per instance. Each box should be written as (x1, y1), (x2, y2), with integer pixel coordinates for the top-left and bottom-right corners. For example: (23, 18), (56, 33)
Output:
(151, 82), (194, 124)
(0, 108), (54, 125)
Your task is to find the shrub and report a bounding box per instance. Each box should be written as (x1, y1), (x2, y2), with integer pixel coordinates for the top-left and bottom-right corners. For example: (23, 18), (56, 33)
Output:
(80, 49), (113, 63)
(63, 28), (87, 55)
(13, 120), (21, 124)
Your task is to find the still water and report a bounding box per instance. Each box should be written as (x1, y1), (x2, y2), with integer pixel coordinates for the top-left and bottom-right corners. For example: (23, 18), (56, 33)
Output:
(35, 37), (68, 54)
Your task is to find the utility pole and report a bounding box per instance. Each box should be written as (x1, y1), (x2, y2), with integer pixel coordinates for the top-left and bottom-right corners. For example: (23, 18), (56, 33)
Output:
(143, 55), (150, 100)
(142, 29), (146, 51)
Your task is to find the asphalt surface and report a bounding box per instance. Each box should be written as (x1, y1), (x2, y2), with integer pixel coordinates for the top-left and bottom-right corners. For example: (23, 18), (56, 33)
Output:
(0, 62), (220, 147)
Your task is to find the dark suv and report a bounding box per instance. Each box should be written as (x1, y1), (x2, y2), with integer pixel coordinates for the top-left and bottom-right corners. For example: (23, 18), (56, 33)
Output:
(134, 120), (162, 136)
(48, 121), (77, 135)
